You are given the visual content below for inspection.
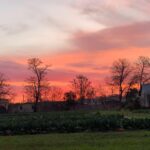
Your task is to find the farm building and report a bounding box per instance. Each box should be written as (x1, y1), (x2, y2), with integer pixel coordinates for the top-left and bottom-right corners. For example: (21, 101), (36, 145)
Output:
(140, 84), (150, 108)
(8, 103), (34, 113)
(8, 101), (67, 113)
(0, 99), (9, 113)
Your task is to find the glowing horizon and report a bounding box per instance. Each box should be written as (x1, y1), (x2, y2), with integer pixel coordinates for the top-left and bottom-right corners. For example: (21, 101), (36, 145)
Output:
(0, 0), (150, 102)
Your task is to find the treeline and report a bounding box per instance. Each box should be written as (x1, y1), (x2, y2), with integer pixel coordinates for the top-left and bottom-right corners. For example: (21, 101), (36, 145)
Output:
(0, 56), (150, 111)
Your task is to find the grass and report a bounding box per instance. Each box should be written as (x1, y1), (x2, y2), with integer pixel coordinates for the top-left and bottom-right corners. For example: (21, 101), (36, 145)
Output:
(0, 110), (150, 149)
(0, 131), (150, 150)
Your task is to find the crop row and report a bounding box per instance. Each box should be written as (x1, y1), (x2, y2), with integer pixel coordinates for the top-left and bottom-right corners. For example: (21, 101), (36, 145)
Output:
(0, 112), (149, 135)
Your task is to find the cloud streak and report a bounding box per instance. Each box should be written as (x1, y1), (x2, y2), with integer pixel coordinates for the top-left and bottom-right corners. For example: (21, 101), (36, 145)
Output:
(73, 0), (150, 26)
(0, 24), (30, 35)
(71, 21), (150, 51)
(0, 0), (150, 102)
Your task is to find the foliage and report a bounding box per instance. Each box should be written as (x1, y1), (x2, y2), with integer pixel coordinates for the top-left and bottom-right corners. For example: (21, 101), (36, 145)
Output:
(64, 91), (76, 109)
(124, 88), (141, 110)
(0, 111), (150, 135)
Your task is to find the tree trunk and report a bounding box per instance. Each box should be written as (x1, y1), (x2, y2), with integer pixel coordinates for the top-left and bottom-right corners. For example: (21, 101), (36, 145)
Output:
(34, 97), (38, 112)
(139, 84), (142, 96)
(119, 93), (122, 102)
(119, 86), (123, 102)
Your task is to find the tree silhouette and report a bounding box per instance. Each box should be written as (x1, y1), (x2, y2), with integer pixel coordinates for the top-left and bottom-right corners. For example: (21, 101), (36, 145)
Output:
(0, 73), (11, 100)
(43, 86), (63, 101)
(110, 58), (131, 102)
(25, 58), (49, 112)
(71, 75), (94, 103)
(133, 56), (150, 96)
(86, 86), (96, 100)
(64, 91), (76, 107)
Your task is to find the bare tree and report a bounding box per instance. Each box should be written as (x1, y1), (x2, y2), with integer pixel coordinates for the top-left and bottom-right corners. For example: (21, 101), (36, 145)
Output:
(133, 56), (150, 96)
(71, 75), (94, 102)
(25, 77), (38, 103)
(105, 77), (116, 96)
(96, 84), (106, 97)
(110, 59), (131, 102)
(86, 87), (96, 100)
(25, 58), (49, 112)
(0, 73), (12, 101)
(43, 86), (63, 101)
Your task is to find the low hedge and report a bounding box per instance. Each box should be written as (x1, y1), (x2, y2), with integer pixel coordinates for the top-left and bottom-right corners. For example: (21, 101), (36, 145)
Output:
(0, 112), (150, 135)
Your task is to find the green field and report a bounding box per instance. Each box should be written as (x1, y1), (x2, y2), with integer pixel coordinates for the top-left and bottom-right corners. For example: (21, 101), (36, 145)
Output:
(1, 110), (150, 149)
(0, 131), (150, 150)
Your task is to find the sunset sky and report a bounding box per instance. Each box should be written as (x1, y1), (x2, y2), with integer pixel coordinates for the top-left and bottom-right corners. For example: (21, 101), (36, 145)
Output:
(0, 0), (150, 102)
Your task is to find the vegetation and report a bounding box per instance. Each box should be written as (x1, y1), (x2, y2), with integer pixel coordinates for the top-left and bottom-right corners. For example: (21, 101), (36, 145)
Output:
(25, 58), (49, 112)
(0, 110), (150, 135)
(0, 72), (13, 101)
(64, 91), (77, 109)
(1, 131), (150, 150)
(110, 58), (131, 102)
(0, 56), (150, 105)
(134, 56), (150, 96)
(71, 75), (95, 102)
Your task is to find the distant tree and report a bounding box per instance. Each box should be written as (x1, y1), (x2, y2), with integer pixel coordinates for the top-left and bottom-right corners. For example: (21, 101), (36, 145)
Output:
(86, 87), (96, 100)
(133, 56), (150, 96)
(0, 73), (12, 101)
(25, 78), (48, 102)
(105, 77), (116, 96)
(43, 86), (63, 101)
(125, 88), (140, 109)
(25, 58), (49, 112)
(110, 58), (131, 102)
(64, 91), (76, 107)
(96, 84), (106, 98)
(71, 75), (94, 103)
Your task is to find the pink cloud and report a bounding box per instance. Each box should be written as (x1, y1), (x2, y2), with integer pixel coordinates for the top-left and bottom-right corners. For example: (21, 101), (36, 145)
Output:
(71, 21), (150, 51)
